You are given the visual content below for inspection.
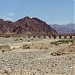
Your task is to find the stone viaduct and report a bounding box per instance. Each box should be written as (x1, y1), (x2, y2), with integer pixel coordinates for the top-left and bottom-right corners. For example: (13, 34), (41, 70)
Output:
(16, 33), (75, 39)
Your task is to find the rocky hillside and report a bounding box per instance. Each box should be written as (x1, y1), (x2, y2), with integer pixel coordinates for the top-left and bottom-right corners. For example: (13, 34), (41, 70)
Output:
(0, 17), (57, 36)
(50, 23), (75, 34)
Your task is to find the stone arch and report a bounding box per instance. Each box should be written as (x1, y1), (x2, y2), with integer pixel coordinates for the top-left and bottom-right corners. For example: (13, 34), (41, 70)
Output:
(40, 36), (44, 38)
(45, 36), (49, 39)
(72, 35), (75, 39)
(69, 36), (72, 39)
(34, 36), (39, 39)
(42, 35), (46, 38)
(48, 35), (51, 38)
(59, 35), (61, 39)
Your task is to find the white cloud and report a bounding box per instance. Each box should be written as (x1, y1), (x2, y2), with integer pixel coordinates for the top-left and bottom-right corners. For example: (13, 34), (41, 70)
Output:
(4, 17), (13, 21)
(0, 12), (15, 21)
(2, 16), (13, 21)
(9, 12), (15, 17)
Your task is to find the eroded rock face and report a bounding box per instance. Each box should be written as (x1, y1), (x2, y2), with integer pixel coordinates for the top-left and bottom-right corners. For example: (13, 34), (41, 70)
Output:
(0, 17), (57, 36)
(0, 19), (15, 36)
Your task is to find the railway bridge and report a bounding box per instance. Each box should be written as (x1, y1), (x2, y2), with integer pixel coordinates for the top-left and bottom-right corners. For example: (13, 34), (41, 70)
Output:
(17, 33), (75, 39)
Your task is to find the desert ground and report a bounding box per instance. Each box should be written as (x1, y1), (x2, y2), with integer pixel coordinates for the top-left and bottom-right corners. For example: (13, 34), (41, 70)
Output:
(0, 36), (75, 75)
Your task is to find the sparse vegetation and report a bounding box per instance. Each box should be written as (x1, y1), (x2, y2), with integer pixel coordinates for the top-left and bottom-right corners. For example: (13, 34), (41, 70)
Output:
(21, 42), (49, 50)
(22, 44), (30, 49)
(30, 43), (49, 49)
(0, 45), (11, 52)
(50, 39), (75, 45)
(19, 37), (23, 41)
(28, 40), (30, 42)
(0, 37), (75, 75)
(14, 37), (19, 41)
(51, 42), (75, 56)
(14, 37), (23, 41)
(51, 49), (65, 56)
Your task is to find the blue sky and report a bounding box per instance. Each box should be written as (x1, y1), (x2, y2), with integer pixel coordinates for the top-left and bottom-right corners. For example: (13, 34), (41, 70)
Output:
(0, 0), (74, 24)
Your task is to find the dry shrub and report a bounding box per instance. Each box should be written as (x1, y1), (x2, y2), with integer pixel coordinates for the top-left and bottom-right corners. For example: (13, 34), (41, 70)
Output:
(19, 37), (23, 41)
(14, 37), (18, 41)
(28, 40), (30, 42)
(50, 39), (75, 45)
(21, 42), (49, 50)
(14, 37), (23, 41)
(22, 44), (30, 49)
(51, 42), (75, 56)
(30, 43), (49, 50)
(51, 49), (65, 56)
(0, 45), (11, 52)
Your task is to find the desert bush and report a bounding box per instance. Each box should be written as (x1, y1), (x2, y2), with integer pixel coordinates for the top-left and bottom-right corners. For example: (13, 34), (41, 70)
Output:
(28, 40), (30, 42)
(22, 43), (49, 50)
(0, 45), (11, 52)
(31, 43), (49, 50)
(14, 37), (19, 41)
(39, 44), (49, 49)
(50, 41), (59, 45)
(19, 37), (23, 41)
(14, 37), (23, 41)
(51, 42), (75, 56)
(51, 50), (65, 56)
(22, 44), (30, 49)
(50, 39), (75, 45)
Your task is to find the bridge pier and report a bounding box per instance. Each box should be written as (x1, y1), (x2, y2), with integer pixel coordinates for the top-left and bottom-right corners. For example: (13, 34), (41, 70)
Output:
(64, 36), (67, 39)
(52, 35), (57, 39)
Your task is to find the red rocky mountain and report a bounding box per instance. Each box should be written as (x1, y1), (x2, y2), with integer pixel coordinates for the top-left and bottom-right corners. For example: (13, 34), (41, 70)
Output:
(0, 16), (57, 36)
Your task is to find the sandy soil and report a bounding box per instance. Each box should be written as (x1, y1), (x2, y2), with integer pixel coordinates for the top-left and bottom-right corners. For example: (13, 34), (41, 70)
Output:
(51, 43), (75, 56)
(0, 37), (75, 75)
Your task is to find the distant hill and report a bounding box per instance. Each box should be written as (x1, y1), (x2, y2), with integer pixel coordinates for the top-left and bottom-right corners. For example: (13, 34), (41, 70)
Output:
(0, 17), (57, 36)
(50, 23), (75, 34)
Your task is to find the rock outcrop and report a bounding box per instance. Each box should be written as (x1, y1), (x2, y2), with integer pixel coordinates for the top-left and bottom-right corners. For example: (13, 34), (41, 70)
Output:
(0, 17), (57, 36)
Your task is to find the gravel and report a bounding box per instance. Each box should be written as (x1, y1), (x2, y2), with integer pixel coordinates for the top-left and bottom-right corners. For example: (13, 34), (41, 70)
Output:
(0, 51), (75, 75)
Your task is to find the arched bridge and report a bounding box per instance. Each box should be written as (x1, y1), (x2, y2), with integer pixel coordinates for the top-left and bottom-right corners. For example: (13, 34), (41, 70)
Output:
(17, 33), (75, 39)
